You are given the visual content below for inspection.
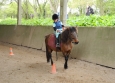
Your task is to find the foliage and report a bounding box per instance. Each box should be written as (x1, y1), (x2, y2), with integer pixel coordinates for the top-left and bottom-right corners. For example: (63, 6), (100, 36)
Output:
(7, 2), (17, 16)
(0, 0), (52, 19)
(0, 15), (115, 27)
(1, 0), (115, 19)
(0, 18), (53, 25)
(0, 18), (17, 25)
(21, 18), (53, 25)
(1, 2), (17, 18)
(67, 15), (115, 27)
(96, 0), (115, 15)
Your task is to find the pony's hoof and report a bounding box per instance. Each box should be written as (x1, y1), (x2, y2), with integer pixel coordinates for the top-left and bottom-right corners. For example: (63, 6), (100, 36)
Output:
(47, 59), (51, 63)
(64, 65), (68, 69)
(64, 66), (68, 69)
(51, 62), (53, 66)
(47, 60), (50, 63)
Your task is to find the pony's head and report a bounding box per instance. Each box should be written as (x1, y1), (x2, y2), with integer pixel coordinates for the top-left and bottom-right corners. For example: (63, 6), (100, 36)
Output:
(61, 27), (79, 44)
(69, 27), (79, 44)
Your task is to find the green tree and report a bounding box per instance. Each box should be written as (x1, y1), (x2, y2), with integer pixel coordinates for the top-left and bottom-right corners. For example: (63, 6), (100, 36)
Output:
(49, 0), (59, 13)
(36, 0), (48, 18)
(3, 1), (17, 18)
(68, 0), (96, 15)
(96, 0), (115, 15)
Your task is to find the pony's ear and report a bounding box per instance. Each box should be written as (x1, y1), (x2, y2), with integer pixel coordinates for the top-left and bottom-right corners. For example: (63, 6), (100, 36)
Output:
(75, 26), (78, 33)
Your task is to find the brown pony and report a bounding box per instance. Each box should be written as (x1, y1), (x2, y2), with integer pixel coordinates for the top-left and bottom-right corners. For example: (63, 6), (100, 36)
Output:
(45, 27), (79, 69)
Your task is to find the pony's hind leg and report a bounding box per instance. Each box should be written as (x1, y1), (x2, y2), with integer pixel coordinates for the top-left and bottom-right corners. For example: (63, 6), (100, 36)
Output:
(46, 52), (50, 62)
(50, 53), (53, 66)
(46, 46), (50, 63)
(47, 49), (53, 65)
(48, 51), (53, 65)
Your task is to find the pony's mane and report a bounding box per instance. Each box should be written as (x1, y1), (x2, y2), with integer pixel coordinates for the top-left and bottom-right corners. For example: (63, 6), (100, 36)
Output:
(61, 27), (77, 43)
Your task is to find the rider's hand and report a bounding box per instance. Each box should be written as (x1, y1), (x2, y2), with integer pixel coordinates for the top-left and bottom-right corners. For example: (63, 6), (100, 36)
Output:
(63, 27), (66, 31)
(57, 30), (60, 32)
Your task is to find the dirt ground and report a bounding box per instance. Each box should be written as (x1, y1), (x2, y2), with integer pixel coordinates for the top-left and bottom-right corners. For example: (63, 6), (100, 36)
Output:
(0, 42), (115, 83)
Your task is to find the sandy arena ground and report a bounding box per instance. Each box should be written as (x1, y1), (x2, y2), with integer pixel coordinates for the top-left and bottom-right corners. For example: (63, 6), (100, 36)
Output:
(0, 42), (115, 83)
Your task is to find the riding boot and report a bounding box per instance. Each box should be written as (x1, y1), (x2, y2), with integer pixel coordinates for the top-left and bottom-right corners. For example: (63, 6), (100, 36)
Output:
(56, 38), (60, 47)
(58, 34), (61, 44)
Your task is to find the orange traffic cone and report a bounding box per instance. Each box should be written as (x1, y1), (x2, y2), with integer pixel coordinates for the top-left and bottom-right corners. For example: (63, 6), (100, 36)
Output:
(51, 63), (57, 74)
(9, 48), (14, 56)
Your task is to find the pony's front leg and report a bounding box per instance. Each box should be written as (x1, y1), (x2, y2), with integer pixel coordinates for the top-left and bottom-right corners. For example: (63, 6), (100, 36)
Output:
(64, 55), (69, 69)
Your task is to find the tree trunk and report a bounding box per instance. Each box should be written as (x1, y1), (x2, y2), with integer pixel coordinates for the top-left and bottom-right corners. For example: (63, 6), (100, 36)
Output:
(36, 0), (47, 18)
(49, 0), (59, 13)
(97, 0), (104, 15)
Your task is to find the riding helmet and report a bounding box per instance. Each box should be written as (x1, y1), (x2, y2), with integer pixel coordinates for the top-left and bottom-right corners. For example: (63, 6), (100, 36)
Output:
(52, 14), (58, 20)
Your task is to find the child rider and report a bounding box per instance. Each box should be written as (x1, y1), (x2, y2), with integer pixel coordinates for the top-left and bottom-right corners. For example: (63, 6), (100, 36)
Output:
(52, 14), (65, 47)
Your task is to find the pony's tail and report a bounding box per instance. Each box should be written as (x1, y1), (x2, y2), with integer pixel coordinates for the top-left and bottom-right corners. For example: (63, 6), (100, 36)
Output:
(45, 35), (49, 62)
(56, 50), (58, 61)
